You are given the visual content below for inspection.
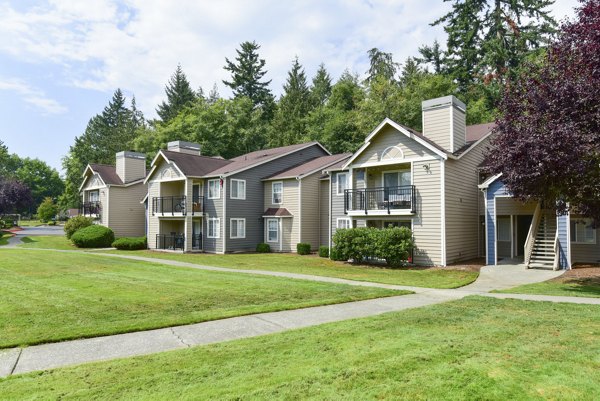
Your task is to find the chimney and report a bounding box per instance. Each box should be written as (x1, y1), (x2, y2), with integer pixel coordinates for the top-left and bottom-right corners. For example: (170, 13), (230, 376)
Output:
(115, 151), (146, 183)
(167, 140), (201, 155)
(421, 95), (466, 153)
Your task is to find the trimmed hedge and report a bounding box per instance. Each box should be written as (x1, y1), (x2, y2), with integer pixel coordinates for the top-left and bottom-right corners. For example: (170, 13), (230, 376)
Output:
(256, 243), (271, 253)
(112, 236), (147, 250)
(71, 225), (115, 248)
(64, 216), (94, 239)
(318, 246), (329, 258)
(329, 247), (346, 261)
(332, 226), (414, 267)
(296, 243), (311, 255)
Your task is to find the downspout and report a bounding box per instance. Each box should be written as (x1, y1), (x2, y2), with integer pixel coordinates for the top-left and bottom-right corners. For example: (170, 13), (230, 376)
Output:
(222, 176), (226, 254)
(440, 160), (446, 266)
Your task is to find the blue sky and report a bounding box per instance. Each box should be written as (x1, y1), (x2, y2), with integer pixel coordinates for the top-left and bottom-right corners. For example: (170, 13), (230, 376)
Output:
(0, 0), (579, 174)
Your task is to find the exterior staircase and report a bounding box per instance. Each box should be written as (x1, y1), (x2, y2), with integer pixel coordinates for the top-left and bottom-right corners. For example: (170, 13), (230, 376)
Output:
(528, 214), (557, 270)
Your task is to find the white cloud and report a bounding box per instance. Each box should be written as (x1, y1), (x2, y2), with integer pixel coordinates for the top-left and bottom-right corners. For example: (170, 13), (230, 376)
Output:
(0, 78), (67, 115)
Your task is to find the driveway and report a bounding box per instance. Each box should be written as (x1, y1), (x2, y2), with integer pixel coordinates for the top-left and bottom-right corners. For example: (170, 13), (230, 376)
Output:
(4, 225), (64, 247)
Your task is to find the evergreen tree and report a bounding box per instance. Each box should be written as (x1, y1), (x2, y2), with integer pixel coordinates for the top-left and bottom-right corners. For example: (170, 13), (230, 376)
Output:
(310, 63), (333, 107)
(156, 64), (197, 123)
(417, 40), (448, 73)
(223, 41), (275, 117)
(365, 48), (399, 83)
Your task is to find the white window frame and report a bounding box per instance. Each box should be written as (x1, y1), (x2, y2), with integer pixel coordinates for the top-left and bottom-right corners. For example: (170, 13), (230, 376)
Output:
(571, 218), (597, 244)
(230, 218), (246, 239)
(230, 179), (246, 200)
(272, 181), (283, 204)
(207, 218), (220, 238)
(336, 173), (348, 196)
(336, 218), (351, 230)
(208, 179), (220, 199)
(267, 218), (279, 242)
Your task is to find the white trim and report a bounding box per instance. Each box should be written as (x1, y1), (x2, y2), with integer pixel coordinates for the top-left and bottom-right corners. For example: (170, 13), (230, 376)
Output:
(449, 102), (454, 152)
(230, 179), (246, 200)
(229, 218), (246, 239)
(478, 173), (503, 190)
(440, 159), (446, 266)
(262, 156), (351, 181)
(494, 197), (498, 264)
(222, 178), (227, 252)
(483, 191), (488, 264)
(279, 218), (283, 251)
(380, 146), (405, 161)
(567, 210), (572, 269)
(381, 168), (411, 187)
(145, 151), (186, 184)
(207, 179), (221, 199)
(207, 218), (220, 239)
(452, 130), (494, 160)
(272, 181), (283, 204)
(342, 118), (448, 169)
(298, 178), (302, 243)
(351, 156), (439, 169)
(336, 217), (351, 230)
(266, 218), (279, 243)
(336, 172), (348, 196)
(346, 209), (415, 217)
(328, 173), (332, 251)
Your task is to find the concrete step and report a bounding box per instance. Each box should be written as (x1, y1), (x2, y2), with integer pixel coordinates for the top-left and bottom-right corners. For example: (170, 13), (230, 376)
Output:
(528, 263), (555, 270)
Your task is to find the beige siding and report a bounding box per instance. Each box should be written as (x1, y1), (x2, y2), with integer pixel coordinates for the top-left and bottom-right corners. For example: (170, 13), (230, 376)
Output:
(452, 108), (466, 152)
(116, 155), (146, 183)
(99, 188), (109, 226)
(147, 180), (160, 249)
(107, 183), (147, 237)
(299, 172), (321, 251)
(412, 159), (442, 266)
(352, 125), (438, 166)
(422, 106), (451, 152)
(495, 198), (537, 215)
(264, 180), (299, 250)
(281, 218), (293, 252)
(319, 179), (330, 247)
(444, 137), (491, 264)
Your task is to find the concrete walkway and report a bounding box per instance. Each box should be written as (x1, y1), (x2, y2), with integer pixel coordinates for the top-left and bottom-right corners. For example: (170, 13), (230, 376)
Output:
(0, 251), (595, 378)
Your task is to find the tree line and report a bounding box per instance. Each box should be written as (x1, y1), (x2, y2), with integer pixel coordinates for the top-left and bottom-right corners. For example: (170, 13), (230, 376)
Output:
(59, 0), (558, 209)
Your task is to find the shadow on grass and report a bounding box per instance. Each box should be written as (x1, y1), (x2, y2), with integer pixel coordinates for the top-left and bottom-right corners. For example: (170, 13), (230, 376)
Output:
(19, 237), (37, 244)
(557, 277), (600, 297)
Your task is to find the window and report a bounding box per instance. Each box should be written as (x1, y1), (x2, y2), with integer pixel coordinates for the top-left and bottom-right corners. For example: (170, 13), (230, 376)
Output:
(230, 179), (246, 200)
(88, 190), (99, 202)
(207, 218), (220, 238)
(230, 218), (246, 239)
(208, 179), (220, 199)
(380, 146), (404, 161)
(497, 216), (511, 241)
(336, 173), (348, 195)
(571, 218), (596, 244)
(337, 218), (351, 229)
(272, 182), (283, 204)
(267, 219), (278, 242)
(383, 170), (411, 188)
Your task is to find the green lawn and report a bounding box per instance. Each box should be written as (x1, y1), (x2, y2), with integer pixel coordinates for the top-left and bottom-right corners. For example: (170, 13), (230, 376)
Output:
(17, 220), (45, 227)
(17, 235), (77, 250)
(496, 273), (600, 298)
(102, 250), (479, 289)
(0, 231), (12, 246)
(2, 297), (598, 400)
(0, 250), (403, 348)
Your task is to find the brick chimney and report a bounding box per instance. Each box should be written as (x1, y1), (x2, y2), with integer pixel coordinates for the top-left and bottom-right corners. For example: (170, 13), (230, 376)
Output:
(421, 95), (466, 153)
(115, 151), (146, 183)
(167, 140), (201, 155)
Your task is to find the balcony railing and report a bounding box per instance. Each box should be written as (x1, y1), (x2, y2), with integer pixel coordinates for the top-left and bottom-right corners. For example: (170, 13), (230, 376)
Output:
(151, 196), (205, 216)
(344, 185), (416, 214)
(156, 233), (185, 250)
(80, 201), (101, 217)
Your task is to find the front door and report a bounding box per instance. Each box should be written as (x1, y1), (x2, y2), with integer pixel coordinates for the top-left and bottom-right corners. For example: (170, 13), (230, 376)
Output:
(192, 220), (202, 250)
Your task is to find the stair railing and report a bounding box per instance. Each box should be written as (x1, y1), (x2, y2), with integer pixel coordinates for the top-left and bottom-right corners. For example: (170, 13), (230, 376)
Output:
(524, 202), (542, 268)
(553, 227), (560, 271)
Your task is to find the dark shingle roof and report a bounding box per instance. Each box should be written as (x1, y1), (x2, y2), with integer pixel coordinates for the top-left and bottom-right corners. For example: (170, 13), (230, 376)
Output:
(466, 122), (496, 142)
(89, 164), (123, 185)
(206, 142), (325, 176)
(263, 208), (293, 217)
(161, 150), (232, 177)
(264, 153), (352, 180)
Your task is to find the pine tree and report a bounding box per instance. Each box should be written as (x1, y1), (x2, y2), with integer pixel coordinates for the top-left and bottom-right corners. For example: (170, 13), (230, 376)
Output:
(310, 63), (332, 107)
(365, 48), (399, 83)
(156, 64), (197, 123)
(223, 41), (274, 116)
(417, 40), (448, 73)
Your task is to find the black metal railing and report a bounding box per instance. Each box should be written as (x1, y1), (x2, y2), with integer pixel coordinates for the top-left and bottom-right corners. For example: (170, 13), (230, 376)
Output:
(344, 185), (416, 214)
(155, 233), (185, 250)
(152, 196), (187, 215)
(191, 196), (204, 215)
(192, 234), (202, 250)
(80, 201), (102, 216)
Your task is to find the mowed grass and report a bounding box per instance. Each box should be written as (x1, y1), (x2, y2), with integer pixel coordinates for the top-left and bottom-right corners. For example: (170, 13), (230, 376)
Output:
(18, 235), (78, 250)
(102, 250), (479, 289)
(497, 273), (600, 298)
(2, 297), (599, 400)
(0, 232), (12, 245)
(0, 250), (403, 348)
(17, 220), (45, 227)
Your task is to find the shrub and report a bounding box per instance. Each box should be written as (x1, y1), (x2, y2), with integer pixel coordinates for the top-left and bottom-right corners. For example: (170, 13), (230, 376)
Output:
(318, 246), (329, 258)
(71, 225), (114, 248)
(329, 247), (346, 261)
(256, 243), (271, 253)
(296, 243), (311, 255)
(64, 216), (94, 239)
(374, 226), (414, 267)
(37, 197), (58, 223)
(332, 227), (373, 263)
(112, 236), (147, 250)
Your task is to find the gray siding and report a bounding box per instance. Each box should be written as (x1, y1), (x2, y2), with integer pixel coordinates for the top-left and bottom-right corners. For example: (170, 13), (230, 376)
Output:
(319, 179), (330, 247)
(203, 178), (223, 253)
(262, 179), (299, 252)
(330, 171), (348, 241)
(571, 215), (600, 263)
(225, 144), (328, 252)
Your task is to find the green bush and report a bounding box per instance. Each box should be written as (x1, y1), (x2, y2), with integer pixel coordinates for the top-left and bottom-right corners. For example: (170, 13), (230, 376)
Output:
(112, 236), (147, 250)
(64, 216), (94, 239)
(332, 226), (414, 267)
(296, 243), (311, 255)
(329, 247), (346, 261)
(318, 246), (329, 258)
(71, 225), (115, 248)
(256, 243), (271, 253)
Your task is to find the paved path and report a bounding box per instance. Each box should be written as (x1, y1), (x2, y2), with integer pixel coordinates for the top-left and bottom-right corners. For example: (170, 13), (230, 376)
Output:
(3, 225), (64, 248)
(0, 250), (596, 378)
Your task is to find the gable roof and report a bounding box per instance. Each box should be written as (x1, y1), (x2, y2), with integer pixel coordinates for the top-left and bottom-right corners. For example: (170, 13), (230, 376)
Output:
(262, 207), (293, 217)
(161, 150), (232, 177)
(87, 164), (123, 185)
(478, 173), (502, 190)
(205, 141), (330, 177)
(466, 122), (496, 142)
(263, 153), (352, 180)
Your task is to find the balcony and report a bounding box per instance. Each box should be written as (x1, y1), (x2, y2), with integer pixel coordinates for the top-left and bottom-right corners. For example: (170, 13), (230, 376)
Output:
(156, 233), (185, 250)
(344, 185), (416, 215)
(80, 201), (101, 218)
(151, 196), (204, 216)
